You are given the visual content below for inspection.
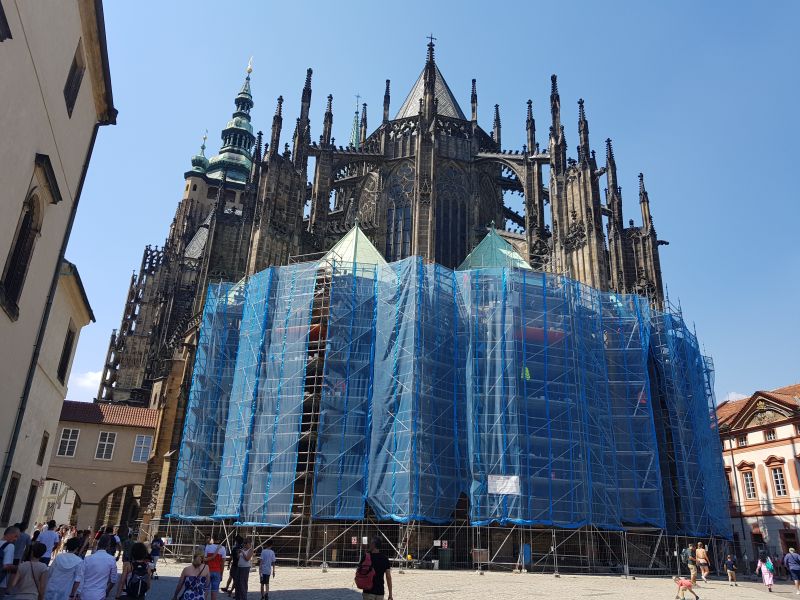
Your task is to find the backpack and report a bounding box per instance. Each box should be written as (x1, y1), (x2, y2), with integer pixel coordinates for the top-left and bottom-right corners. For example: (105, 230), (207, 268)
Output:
(766, 557), (775, 573)
(354, 552), (375, 590)
(125, 561), (150, 597)
(680, 548), (689, 565)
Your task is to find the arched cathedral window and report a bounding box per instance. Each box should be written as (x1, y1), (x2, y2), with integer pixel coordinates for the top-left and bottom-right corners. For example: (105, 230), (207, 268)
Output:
(385, 163), (414, 261)
(1, 191), (43, 318)
(435, 164), (469, 268)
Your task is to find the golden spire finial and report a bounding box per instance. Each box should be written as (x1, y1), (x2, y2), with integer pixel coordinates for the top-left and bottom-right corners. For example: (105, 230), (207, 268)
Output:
(246, 57), (253, 75)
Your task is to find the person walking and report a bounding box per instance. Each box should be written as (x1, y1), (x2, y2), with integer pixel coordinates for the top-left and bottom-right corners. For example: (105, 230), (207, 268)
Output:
(172, 550), (209, 600)
(221, 536), (242, 597)
(6, 542), (47, 600)
(149, 534), (164, 580)
(234, 539), (253, 600)
(79, 534), (118, 600)
(358, 536), (393, 600)
(204, 536), (226, 600)
(1, 526), (20, 598)
(11, 525), (30, 567)
(724, 554), (737, 587)
(258, 540), (276, 600)
(673, 575), (700, 600)
(116, 542), (150, 600)
(35, 524), (58, 567)
(757, 550), (775, 592)
(685, 543), (697, 585)
(695, 542), (710, 583)
(784, 547), (800, 594)
(44, 537), (83, 600)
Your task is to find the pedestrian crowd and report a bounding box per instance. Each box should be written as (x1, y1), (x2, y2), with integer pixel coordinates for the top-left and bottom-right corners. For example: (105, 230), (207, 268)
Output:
(0, 521), (166, 600)
(674, 540), (800, 597)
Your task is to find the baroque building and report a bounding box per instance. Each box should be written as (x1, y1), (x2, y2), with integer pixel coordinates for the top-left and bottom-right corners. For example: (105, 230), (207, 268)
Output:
(95, 42), (668, 527)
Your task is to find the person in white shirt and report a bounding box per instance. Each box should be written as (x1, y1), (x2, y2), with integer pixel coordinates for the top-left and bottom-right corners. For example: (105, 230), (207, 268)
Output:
(44, 537), (83, 600)
(79, 535), (118, 600)
(259, 540), (276, 600)
(37, 522), (60, 566)
(235, 539), (253, 600)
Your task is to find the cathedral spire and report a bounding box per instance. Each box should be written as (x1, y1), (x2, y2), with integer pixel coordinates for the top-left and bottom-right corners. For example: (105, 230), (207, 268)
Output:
(550, 74), (561, 133)
(205, 60), (256, 183)
(492, 104), (501, 148)
(605, 138), (618, 192)
(471, 79), (478, 122)
(383, 80), (390, 123)
(359, 103), (368, 145)
(189, 131), (209, 175)
(322, 94), (333, 146)
(423, 35), (437, 119)
(269, 96), (283, 158)
(639, 172), (652, 229)
(578, 98), (590, 164)
(526, 99), (536, 152)
(349, 96), (360, 148)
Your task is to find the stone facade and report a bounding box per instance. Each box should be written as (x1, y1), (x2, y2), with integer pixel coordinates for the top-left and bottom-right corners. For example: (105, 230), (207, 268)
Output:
(0, 0), (114, 522)
(95, 42), (669, 527)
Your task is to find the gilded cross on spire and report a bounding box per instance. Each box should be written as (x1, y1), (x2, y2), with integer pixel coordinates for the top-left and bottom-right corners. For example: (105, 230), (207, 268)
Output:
(246, 56), (253, 75)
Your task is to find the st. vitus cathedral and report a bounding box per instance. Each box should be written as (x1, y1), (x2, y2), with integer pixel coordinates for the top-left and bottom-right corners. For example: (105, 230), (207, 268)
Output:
(96, 43), (667, 522)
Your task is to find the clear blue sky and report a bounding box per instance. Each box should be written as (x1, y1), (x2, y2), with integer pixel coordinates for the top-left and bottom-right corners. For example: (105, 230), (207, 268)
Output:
(66, 1), (799, 402)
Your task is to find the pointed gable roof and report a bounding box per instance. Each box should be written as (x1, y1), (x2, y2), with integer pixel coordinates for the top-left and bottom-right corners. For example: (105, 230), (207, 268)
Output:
(716, 384), (800, 431)
(457, 227), (533, 271)
(322, 224), (387, 271)
(395, 63), (467, 120)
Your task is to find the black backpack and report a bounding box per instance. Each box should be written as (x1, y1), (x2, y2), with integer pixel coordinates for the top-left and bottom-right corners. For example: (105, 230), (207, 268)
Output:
(125, 561), (150, 597)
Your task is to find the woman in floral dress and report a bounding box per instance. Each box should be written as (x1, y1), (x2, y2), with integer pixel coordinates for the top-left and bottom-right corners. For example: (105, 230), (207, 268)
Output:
(172, 551), (209, 600)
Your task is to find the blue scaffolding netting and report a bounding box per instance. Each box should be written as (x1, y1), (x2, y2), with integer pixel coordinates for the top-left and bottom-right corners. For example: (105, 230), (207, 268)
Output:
(169, 257), (731, 538)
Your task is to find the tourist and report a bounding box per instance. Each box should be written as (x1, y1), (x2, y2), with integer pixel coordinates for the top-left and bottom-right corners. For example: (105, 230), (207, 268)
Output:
(36, 523), (59, 566)
(234, 539), (253, 600)
(685, 543), (697, 585)
(724, 554), (737, 586)
(116, 542), (151, 599)
(6, 542), (48, 600)
(673, 575), (700, 600)
(358, 536), (393, 600)
(221, 536), (242, 597)
(204, 536), (226, 600)
(78, 531), (92, 558)
(80, 534), (118, 600)
(120, 534), (135, 566)
(44, 537), (83, 600)
(172, 550), (209, 600)
(695, 542), (710, 583)
(149, 533), (164, 580)
(0, 527), (20, 598)
(757, 550), (775, 592)
(258, 540), (276, 600)
(784, 547), (800, 594)
(11, 525), (29, 567)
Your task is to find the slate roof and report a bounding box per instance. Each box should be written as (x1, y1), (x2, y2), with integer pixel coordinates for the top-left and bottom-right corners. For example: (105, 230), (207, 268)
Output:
(457, 227), (532, 271)
(60, 400), (158, 429)
(395, 63), (467, 120)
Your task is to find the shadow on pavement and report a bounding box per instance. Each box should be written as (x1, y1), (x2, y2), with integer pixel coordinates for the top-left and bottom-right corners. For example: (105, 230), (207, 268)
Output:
(145, 575), (362, 599)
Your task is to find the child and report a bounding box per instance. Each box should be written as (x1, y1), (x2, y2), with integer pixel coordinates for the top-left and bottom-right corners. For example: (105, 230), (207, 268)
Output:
(724, 554), (738, 586)
(674, 575), (700, 600)
(259, 540), (277, 600)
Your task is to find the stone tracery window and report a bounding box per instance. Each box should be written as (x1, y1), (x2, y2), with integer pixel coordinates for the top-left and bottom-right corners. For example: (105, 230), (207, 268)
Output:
(385, 163), (414, 261)
(1, 190), (43, 318)
(435, 163), (468, 268)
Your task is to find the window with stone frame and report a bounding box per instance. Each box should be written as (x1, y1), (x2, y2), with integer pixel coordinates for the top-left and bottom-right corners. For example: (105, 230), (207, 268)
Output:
(63, 38), (85, 118)
(56, 323), (76, 384)
(765, 428), (777, 442)
(1, 191), (43, 318)
(49, 482), (58, 495)
(742, 471), (757, 499)
(94, 431), (116, 460)
(36, 431), (49, 466)
(384, 163), (414, 261)
(771, 467), (788, 497)
(0, 472), (20, 526)
(131, 434), (152, 463)
(737, 435), (748, 447)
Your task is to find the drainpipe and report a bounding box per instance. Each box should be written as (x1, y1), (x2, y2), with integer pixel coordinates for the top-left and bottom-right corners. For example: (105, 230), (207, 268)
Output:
(0, 122), (101, 508)
(727, 436), (750, 575)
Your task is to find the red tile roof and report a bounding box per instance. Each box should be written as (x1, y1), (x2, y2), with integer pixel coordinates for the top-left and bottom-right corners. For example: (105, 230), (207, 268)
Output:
(60, 401), (158, 429)
(716, 383), (800, 428)
(716, 397), (749, 426)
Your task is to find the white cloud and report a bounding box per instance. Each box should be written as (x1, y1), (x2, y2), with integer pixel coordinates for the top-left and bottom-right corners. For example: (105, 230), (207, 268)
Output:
(69, 370), (102, 391)
(723, 391), (749, 403)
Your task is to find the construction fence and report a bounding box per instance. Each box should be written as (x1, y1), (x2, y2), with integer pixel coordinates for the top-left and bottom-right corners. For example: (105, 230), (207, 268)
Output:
(170, 256), (731, 543)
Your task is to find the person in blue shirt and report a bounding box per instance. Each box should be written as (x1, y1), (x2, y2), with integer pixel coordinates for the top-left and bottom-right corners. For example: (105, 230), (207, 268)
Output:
(783, 547), (800, 595)
(724, 554), (738, 586)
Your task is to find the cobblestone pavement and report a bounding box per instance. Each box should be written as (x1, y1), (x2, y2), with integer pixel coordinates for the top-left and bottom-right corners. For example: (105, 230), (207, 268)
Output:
(136, 561), (792, 599)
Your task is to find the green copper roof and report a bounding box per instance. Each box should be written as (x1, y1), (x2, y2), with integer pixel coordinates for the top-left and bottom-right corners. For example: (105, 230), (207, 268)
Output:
(322, 223), (387, 272)
(457, 227), (532, 271)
